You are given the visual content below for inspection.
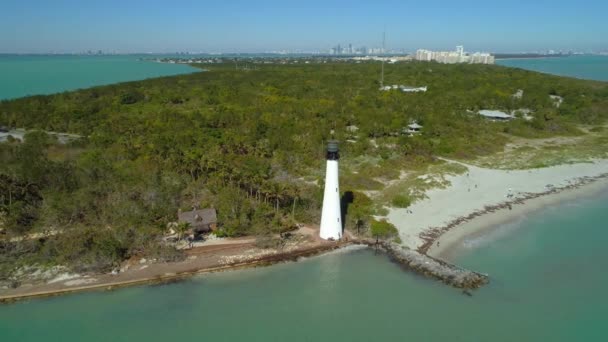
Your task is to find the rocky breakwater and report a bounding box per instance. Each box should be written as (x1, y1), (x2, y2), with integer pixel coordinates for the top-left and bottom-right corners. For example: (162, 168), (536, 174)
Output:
(376, 242), (489, 290)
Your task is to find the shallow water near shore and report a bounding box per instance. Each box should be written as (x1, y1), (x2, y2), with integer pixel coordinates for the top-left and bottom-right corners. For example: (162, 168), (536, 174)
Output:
(0, 55), (198, 100)
(1, 189), (608, 341)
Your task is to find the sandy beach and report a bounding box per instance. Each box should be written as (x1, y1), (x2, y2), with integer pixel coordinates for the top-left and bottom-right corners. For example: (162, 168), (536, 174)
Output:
(386, 159), (608, 259)
(428, 177), (608, 260)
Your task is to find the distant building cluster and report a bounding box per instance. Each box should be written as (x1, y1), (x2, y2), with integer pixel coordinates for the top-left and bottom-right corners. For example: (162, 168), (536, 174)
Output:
(352, 55), (412, 63)
(415, 46), (495, 64)
(329, 44), (384, 55)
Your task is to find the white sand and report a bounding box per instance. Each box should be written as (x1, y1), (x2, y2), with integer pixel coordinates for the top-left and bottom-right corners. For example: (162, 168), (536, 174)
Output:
(64, 278), (97, 287)
(426, 178), (608, 260)
(386, 159), (608, 250)
(48, 273), (81, 284)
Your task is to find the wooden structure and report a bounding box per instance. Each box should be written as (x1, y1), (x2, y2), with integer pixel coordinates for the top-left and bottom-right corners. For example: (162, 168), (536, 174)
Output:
(178, 208), (217, 234)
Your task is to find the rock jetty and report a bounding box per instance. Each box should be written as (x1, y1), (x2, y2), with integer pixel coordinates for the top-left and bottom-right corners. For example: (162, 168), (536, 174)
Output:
(372, 241), (489, 290)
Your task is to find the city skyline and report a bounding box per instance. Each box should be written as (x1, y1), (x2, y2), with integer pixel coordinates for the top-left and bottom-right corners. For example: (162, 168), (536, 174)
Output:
(1, 0), (607, 54)
(0, 46), (596, 56)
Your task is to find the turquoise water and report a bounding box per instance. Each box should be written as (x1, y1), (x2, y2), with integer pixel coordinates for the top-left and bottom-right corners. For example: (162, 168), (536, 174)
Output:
(1, 190), (608, 341)
(497, 55), (608, 81)
(2, 55), (605, 101)
(0, 55), (198, 100)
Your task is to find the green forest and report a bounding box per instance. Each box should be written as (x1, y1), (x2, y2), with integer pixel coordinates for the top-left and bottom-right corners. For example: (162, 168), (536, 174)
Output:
(1, 60), (608, 277)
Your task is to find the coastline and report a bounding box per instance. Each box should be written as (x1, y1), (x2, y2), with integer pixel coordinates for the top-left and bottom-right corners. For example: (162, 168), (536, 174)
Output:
(3, 159), (608, 302)
(426, 177), (608, 261)
(0, 234), (492, 304)
(0, 240), (354, 304)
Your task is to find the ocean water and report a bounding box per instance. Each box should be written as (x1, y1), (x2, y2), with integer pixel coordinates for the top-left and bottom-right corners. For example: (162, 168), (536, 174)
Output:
(1, 189), (608, 341)
(497, 55), (608, 81)
(0, 55), (198, 100)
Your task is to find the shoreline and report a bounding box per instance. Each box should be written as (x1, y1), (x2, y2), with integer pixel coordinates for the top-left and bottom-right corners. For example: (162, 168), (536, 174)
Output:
(4, 160), (608, 303)
(0, 236), (490, 304)
(387, 159), (608, 251)
(426, 175), (608, 261)
(0, 241), (354, 304)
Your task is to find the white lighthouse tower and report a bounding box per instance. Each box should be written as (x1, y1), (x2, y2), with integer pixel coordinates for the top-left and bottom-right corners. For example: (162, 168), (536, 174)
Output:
(320, 141), (342, 240)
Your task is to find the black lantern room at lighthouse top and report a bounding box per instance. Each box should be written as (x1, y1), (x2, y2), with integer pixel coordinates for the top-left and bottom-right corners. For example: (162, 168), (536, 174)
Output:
(326, 140), (339, 160)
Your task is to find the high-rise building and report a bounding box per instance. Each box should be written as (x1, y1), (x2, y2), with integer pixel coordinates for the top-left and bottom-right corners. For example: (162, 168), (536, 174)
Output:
(456, 45), (464, 57)
(415, 46), (494, 64)
(416, 49), (433, 61)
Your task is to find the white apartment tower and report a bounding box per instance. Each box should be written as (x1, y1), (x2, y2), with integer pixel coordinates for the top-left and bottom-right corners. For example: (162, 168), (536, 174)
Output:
(415, 46), (494, 64)
(319, 141), (342, 240)
(456, 45), (464, 57)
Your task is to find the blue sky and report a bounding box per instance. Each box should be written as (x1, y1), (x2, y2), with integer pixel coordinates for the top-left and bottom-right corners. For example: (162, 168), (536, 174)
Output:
(1, 0), (607, 53)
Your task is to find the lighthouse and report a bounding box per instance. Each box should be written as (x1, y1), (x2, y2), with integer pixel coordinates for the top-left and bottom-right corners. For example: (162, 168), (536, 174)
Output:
(320, 141), (342, 240)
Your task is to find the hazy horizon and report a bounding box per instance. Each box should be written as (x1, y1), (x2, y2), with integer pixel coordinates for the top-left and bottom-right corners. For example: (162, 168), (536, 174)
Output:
(2, 0), (607, 54)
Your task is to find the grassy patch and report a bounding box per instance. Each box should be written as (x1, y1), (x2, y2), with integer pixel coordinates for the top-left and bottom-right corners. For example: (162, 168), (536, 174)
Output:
(376, 160), (468, 206)
(469, 128), (608, 169)
(391, 194), (412, 208)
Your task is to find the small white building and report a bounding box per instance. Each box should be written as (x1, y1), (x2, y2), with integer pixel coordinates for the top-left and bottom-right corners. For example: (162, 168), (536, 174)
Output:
(549, 95), (563, 107)
(403, 122), (423, 136)
(513, 108), (534, 121)
(345, 125), (359, 133)
(400, 86), (428, 93)
(478, 110), (514, 121)
(513, 89), (524, 99)
(380, 85), (428, 93)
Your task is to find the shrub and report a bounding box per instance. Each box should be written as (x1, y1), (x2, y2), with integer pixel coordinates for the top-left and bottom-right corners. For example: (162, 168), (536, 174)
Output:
(370, 219), (398, 242)
(590, 126), (604, 133)
(119, 90), (144, 105)
(391, 194), (412, 208)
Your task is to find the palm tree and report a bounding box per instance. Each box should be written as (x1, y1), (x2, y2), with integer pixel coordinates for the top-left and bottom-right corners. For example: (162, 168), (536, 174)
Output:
(290, 184), (300, 219)
(177, 222), (191, 242)
(271, 182), (287, 213)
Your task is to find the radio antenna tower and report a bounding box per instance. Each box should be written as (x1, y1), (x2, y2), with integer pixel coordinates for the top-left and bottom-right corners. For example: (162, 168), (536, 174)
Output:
(381, 30), (386, 87)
